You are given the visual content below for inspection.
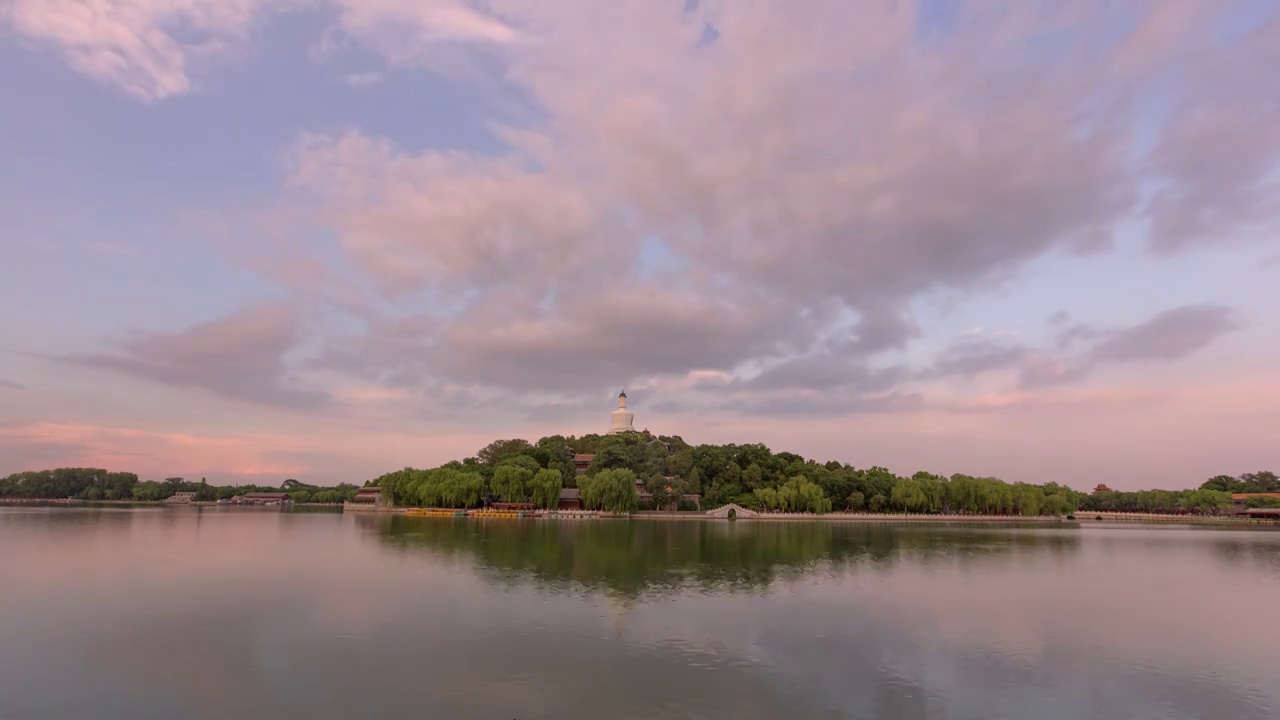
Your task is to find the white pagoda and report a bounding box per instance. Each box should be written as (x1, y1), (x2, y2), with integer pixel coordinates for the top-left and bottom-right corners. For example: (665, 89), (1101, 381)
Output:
(607, 391), (634, 434)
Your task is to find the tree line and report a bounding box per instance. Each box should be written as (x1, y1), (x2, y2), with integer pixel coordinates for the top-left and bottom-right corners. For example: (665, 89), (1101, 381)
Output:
(0, 469), (360, 504)
(7, 447), (1271, 517)
(368, 430), (1276, 516)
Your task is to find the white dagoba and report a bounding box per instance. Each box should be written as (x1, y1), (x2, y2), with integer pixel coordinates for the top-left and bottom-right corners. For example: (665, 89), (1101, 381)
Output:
(608, 391), (634, 434)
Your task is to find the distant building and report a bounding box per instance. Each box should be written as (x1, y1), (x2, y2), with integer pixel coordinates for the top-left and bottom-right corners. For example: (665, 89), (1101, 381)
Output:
(165, 492), (197, 504)
(558, 488), (582, 510)
(564, 395), (699, 511)
(1232, 493), (1280, 501)
(234, 492), (290, 505)
(1093, 484), (1113, 494)
(1231, 493), (1280, 514)
(351, 487), (385, 506)
(607, 391), (634, 434)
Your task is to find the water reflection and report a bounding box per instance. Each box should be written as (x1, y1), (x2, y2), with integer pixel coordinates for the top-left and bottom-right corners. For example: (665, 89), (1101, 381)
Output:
(4, 510), (1278, 720)
(366, 516), (1082, 597)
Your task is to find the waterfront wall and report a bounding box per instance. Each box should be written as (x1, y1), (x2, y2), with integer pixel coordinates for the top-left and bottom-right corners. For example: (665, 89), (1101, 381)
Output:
(734, 512), (1067, 523)
(1078, 511), (1276, 525)
(342, 502), (400, 513)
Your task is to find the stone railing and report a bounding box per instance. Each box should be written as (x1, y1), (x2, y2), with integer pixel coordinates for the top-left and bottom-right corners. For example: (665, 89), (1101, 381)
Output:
(1076, 511), (1273, 524)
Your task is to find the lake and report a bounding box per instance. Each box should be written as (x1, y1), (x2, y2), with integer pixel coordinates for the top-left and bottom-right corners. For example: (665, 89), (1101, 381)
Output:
(2, 508), (1277, 719)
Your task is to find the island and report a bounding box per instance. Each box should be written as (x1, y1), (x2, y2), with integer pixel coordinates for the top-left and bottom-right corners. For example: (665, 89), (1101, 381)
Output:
(6, 393), (1277, 523)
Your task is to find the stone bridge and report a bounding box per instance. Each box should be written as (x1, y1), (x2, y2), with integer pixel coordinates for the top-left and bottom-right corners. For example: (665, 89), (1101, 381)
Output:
(705, 503), (759, 519)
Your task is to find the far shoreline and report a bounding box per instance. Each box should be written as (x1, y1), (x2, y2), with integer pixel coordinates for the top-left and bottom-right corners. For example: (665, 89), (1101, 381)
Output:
(5, 500), (1277, 528)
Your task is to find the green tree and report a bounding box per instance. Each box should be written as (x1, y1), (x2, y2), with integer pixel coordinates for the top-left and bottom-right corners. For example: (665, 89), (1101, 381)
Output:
(530, 469), (563, 510)
(588, 445), (635, 474)
(846, 491), (865, 511)
(685, 467), (702, 494)
(491, 465), (534, 503)
(890, 477), (927, 512)
(773, 476), (831, 514)
(1240, 471), (1280, 493)
(1010, 483), (1044, 516)
(497, 454), (542, 473)
(132, 481), (165, 501)
(868, 494), (887, 512)
(753, 486), (779, 511)
(477, 438), (534, 466)
(579, 469), (639, 514)
(1184, 489), (1233, 515)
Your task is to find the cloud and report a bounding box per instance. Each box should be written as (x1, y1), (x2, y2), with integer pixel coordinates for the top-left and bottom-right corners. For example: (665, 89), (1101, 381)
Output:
(65, 303), (328, 410)
(924, 304), (1244, 390)
(0, 378), (27, 390)
(1143, 8), (1280, 252)
(744, 353), (909, 393)
(2, 0), (275, 101)
(282, 2), (1141, 395)
(10, 2), (1277, 431)
(330, 0), (519, 67)
(1087, 304), (1243, 363)
(1, 0), (519, 101)
(428, 283), (802, 391)
(266, 2), (1278, 411)
(922, 340), (1030, 381)
(343, 71), (385, 87)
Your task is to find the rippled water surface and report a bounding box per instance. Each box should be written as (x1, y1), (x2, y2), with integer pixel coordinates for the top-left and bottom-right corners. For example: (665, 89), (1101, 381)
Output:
(2, 508), (1278, 719)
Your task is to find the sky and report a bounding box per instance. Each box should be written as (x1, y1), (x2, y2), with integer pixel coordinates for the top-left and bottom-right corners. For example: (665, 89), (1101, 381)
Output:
(1, 0), (1278, 490)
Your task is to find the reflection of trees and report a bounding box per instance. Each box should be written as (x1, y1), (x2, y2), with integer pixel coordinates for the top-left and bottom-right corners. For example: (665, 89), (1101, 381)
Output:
(1207, 536), (1280, 574)
(367, 517), (1080, 597)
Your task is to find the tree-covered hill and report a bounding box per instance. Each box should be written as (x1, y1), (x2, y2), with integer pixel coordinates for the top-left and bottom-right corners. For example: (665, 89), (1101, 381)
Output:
(5, 434), (1270, 515)
(366, 430), (1270, 516)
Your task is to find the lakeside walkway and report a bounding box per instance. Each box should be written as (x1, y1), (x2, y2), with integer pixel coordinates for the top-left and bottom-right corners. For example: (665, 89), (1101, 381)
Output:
(1076, 511), (1278, 526)
(379, 506), (1280, 526)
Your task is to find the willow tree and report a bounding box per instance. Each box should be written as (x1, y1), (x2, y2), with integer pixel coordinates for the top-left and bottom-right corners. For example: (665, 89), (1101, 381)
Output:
(491, 465), (534, 503)
(753, 486), (780, 511)
(1010, 483), (1044, 516)
(890, 477), (928, 512)
(580, 468), (639, 514)
(774, 476), (831, 514)
(530, 469), (563, 510)
(417, 468), (485, 508)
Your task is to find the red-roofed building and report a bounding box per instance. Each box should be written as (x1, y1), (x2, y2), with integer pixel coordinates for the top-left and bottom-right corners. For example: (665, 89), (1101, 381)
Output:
(352, 487), (384, 505)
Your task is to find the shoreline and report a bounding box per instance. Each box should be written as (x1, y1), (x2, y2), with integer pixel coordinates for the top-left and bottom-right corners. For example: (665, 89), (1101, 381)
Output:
(5, 501), (1276, 527)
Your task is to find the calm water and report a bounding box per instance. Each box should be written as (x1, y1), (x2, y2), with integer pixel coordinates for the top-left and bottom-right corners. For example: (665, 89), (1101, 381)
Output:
(2, 509), (1278, 719)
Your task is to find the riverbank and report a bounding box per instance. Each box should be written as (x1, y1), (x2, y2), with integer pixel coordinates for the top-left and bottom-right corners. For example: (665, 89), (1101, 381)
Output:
(6, 499), (1275, 527)
(1075, 511), (1277, 526)
(391, 508), (1073, 524)
(386, 507), (1279, 526)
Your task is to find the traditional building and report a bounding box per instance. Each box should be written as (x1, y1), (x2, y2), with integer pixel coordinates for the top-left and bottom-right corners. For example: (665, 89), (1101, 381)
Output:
(351, 487), (385, 506)
(557, 488), (582, 510)
(608, 391), (634, 434)
(233, 492), (290, 505)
